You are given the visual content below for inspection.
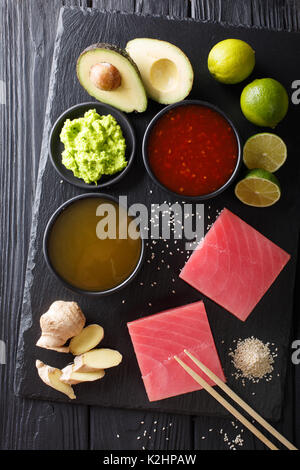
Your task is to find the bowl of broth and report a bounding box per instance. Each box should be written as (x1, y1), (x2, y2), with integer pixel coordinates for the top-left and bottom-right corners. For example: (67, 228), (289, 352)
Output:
(43, 193), (144, 295)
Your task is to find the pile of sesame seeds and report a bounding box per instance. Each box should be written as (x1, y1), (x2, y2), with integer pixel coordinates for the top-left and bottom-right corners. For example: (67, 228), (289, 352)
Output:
(229, 337), (277, 384)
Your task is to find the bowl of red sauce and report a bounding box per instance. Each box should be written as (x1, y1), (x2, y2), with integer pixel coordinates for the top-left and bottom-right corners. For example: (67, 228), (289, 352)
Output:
(143, 100), (241, 200)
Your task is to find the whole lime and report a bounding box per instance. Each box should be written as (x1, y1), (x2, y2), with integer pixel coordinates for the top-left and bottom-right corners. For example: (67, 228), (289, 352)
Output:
(208, 39), (255, 84)
(240, 78), (289, 128)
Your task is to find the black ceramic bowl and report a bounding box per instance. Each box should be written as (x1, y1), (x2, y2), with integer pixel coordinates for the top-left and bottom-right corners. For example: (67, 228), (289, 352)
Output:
(43, 193), (145, 296)
(49, 102), (136, 190)
(142, 99), (242, 201)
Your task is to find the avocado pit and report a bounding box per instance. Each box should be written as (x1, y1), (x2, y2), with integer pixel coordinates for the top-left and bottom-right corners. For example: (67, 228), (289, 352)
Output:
(90, 62), (121, 91)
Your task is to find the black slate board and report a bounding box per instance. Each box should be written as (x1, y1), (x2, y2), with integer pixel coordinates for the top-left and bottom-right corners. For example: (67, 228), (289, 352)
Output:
(16, 7), (300, 421)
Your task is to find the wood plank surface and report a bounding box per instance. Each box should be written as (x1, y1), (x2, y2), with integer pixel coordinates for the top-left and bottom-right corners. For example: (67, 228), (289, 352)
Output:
(0, 0), (89, 451)
(90, 409), (193, 450)
(191, 0), (300, 30)
(93, 0), (189, 17)
(1, 0), (300, 451)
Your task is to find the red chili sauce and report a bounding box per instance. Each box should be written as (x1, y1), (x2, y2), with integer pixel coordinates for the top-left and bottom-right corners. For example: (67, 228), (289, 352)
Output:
(148, 105), (238, 197)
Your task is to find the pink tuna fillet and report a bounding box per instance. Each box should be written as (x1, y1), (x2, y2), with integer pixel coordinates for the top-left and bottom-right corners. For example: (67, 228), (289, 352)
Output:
(127, 301), (225, 402)
(180, 208), (290, 321)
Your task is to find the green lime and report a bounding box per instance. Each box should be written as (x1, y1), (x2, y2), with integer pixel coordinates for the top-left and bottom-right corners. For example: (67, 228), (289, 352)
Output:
(243, 133), (287, 172)
(235, 168), (281, 207)
(208, 39), (255, 84)
(240, 78), (289, 128)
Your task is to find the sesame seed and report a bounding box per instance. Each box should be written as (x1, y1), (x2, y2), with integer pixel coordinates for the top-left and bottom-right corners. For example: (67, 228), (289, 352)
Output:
(229, 336), (275, 382)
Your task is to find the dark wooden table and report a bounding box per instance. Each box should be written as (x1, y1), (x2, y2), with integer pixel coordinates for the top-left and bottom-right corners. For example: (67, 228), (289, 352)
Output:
(1, 0), (300, 450)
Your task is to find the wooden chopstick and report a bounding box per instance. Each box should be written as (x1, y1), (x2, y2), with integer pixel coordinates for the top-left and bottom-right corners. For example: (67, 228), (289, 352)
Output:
(183, 349), (298, 451)
(174, 355), (278, 450)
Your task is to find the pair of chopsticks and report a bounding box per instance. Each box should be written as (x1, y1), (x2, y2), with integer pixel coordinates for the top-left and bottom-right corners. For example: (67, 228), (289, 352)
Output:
(174, 350), (297, 451)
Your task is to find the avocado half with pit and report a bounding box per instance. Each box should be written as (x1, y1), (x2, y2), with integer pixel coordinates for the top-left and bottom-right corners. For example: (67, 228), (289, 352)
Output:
(126, 38), (194, 105)
(77, 43), (148, 113)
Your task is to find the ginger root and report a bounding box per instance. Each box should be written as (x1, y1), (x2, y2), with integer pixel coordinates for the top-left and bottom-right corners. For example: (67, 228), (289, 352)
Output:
(36, 360), (76, 399)
(73, 348), (122, 373)
(36, 301), (86, 353)
(60, 364), (105, 385)
(69, 324), (104, 356)
(35, 302), (122, 400)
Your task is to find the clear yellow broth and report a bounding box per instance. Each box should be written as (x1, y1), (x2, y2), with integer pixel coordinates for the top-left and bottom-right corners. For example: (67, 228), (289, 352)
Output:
(48, 198), (142, 291)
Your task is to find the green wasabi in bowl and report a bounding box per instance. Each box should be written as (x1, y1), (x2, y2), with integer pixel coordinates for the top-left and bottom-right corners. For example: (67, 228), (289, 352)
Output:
(60, 109), (127, 184)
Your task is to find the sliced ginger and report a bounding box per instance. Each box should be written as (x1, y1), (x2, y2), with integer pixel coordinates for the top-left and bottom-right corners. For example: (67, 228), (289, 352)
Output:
(69, 324), (104, 356)
(73, 348), (122, 373)
(35, 300), (122, 400)
(36, 360), (76, 399)
(60, 364), (105, 385)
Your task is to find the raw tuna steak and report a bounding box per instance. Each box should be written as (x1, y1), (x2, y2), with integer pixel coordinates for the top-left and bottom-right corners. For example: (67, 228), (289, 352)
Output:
(127, 301), (225, 402)
(180, 208), (290, 321)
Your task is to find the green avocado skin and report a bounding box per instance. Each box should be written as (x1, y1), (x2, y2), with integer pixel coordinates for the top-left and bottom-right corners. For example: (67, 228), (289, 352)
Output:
(60, 109), (127, 184)
(76, 43), (148, 113)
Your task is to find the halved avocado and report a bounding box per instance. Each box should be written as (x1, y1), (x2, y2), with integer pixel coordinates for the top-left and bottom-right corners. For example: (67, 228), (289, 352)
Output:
(126, 38), (194, 105)
(77, 43), (148, 113)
